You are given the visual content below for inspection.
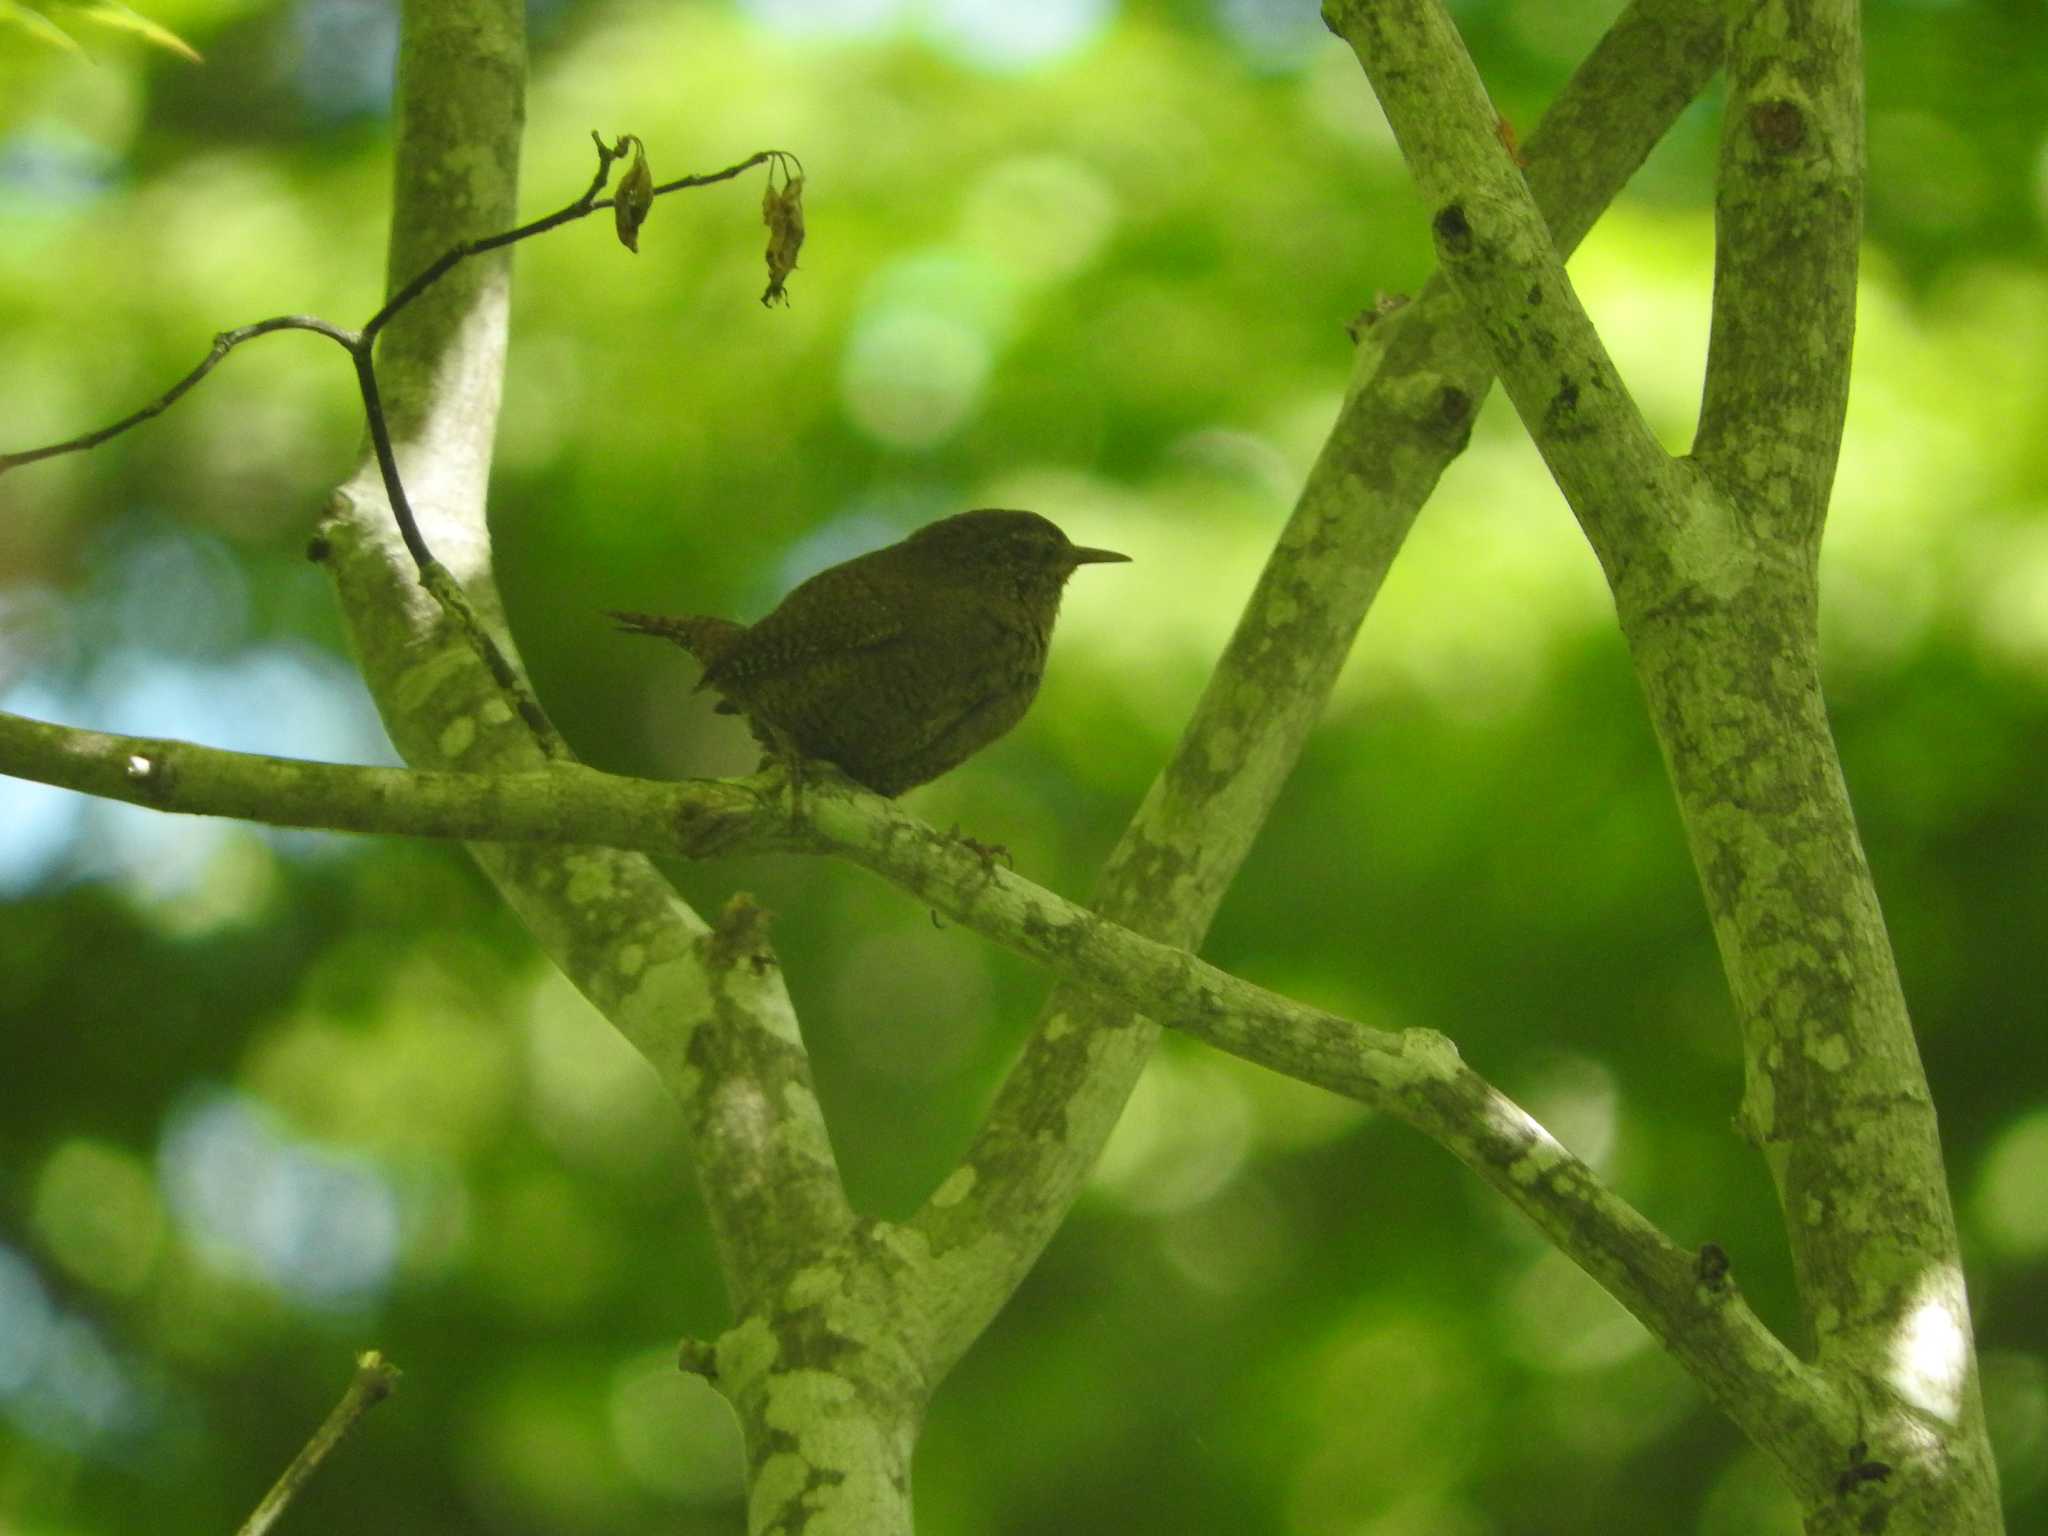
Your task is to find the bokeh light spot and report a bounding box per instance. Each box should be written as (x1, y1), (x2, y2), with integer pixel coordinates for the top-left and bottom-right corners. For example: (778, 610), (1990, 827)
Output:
(525, 969), (680, 1178)
(1515, 1054), (1621, 1174)
(0, 1245), (55, 1395)
(285, 0), (400, 121)
(737, 0), (907, 40)
(33, 1139), (165, 1297)
(609, 1347), (745, 1502)
(0, 702), (86, 895)
(1214, 0), (1329, 72)
(158, 1090), (401, 1311)
(842, 308), (992, 449)
(1158, 1178), (1298, 1295)
(1090, 1051), (1252, 1214)
(959, 154), (1118, 283)
(839, 251), (1018, 449)
(97, 521), (249, 658)
(1970, 519), (2048, 676)
(0, 640), (398, 903)
(19, 1317), (139, 1449)
(1287, 1317), (1487, 1529)
(1973, 1107), (2048, 1255)
(921, 0), (1115, 73)
(0, 123), (122, 213)
(1500, 1250), (1648, 1373)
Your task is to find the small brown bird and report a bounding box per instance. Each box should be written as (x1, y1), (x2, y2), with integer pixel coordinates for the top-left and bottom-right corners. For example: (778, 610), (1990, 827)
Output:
(610, 508), (1130, 796)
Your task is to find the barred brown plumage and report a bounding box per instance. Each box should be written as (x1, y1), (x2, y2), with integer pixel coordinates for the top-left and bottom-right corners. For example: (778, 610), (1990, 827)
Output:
(609, 509), (1129, 796)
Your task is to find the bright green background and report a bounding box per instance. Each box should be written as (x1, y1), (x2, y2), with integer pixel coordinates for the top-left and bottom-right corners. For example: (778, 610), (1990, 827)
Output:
(3, 2), (2046, 1532)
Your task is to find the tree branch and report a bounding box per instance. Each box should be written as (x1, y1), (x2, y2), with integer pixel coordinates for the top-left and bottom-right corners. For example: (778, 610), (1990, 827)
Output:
(1693, 0), (1863, 545)
(235, 1351), (399, 1536)
(3, 134), (792, 765)
(364, 141), (791, 347)
(1320, 0), (1701, 606)
(0, 317), (355, 475)
(906, 0), (1729, 1388)
(1325, 1), (2004, 1524)
(0, 148), (787, 483)
(319, 0), (851, 1318)
(0, 703), (1846, 1482)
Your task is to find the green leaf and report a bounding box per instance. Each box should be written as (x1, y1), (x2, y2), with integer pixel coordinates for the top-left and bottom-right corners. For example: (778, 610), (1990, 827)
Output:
(68, 0), (202, 61)
(1, 0), (202, 61)
(0, 0), (86, 53)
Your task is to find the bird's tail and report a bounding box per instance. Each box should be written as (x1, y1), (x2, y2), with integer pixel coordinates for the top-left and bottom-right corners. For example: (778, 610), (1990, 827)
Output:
(606, 611), (746, 672)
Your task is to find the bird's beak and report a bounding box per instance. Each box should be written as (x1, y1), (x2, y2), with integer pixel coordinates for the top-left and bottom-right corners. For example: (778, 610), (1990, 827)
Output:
(1068, 545), (1131, 565)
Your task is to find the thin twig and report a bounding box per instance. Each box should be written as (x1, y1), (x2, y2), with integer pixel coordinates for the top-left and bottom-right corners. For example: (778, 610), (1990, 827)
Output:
(361, 144), (795, 345)
(234, 1350), (400, 1536)
(0, 702), (1852, 1486)
(342, 140), (791, 761)
(3, 136), (794, 762)
(2, 140), (796, 475)
(0, 316), (354, 474)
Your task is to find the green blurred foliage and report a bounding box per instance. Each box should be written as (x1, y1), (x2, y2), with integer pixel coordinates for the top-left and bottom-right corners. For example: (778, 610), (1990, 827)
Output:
(2, 1), (2046, 1532)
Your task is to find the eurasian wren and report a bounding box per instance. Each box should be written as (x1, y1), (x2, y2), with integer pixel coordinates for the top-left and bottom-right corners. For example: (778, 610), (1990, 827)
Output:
(609, 509), (1130, 796)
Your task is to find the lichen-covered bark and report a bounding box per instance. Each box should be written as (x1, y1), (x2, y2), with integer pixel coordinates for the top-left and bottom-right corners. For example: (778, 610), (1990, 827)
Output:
(1324, 0), (2003, 1526)
(713, 1231), (931, 1536)
(1694, 0), (1865, 546)
(14, 0), (2000, 1527)
(329, 2), (854, 1322)
(907, 0), (1728, 1385)
(317, 8), (932, 1529)
(1620, 540), (2001, 1532)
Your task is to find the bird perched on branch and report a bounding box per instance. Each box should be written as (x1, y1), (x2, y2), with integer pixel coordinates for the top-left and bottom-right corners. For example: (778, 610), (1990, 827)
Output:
(610, 508), (1130, 796)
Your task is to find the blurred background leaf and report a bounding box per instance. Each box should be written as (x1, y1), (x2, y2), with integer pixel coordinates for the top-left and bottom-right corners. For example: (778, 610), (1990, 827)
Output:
(2, 2), (2045, 1533)
(1, 0), (201, 60)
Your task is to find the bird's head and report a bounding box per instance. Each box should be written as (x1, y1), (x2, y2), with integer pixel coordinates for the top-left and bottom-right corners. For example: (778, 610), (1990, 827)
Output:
(905, 509), (1129, 603)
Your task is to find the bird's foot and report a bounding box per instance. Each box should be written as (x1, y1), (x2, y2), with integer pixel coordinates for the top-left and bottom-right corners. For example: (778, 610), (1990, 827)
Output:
(755, 731), (810, 821)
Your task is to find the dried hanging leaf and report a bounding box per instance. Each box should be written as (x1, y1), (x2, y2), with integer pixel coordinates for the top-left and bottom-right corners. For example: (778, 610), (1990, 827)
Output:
(614, 136), (654, 254)
(760, 164), (805, 307)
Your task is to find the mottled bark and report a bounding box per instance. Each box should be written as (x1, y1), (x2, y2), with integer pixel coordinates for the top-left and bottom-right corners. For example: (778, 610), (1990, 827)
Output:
(1324, 0), (2001, 1526)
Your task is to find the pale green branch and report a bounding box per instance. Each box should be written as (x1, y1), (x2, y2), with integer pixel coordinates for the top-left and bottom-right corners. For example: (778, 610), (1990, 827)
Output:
(1694, 0), (1865, 546)
(1326, 1), (2002, 1525)
(0, 703), (1842, 1476)
(911, 0), (1730, 1390)
(1321, 0), (1699, 602)
(326, 0), (853, 1318)
(235, 1351), (399, 1536)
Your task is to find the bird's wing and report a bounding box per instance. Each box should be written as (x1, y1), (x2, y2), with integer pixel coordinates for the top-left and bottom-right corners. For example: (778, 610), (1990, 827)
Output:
(703, 564), (911, 687)
(862, 680), (1034, 792)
